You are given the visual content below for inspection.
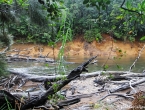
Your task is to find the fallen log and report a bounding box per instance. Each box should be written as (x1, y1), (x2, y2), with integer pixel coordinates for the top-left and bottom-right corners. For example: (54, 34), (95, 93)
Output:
(99, 93), (134, 101)
(8, 70), (131, 82)
(110, 78), (145, 93)
(57, 97), (80, 108)
(6, 56), (55, 63)
(8, 69), (65, 82)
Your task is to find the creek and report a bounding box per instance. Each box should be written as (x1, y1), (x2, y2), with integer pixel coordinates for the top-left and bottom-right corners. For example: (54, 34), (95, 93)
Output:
(8, 55), (145, 75)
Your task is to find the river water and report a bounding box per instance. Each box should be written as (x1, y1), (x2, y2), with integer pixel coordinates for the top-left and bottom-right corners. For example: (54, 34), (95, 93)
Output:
(8, 55), (145, 75)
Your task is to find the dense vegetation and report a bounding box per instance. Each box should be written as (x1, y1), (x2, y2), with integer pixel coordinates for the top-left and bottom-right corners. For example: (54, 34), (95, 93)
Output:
(1, 0), (145, 45)
(0, 0), (145, 76)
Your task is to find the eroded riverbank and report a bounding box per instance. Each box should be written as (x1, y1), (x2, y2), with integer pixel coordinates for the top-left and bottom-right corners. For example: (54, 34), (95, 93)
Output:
(6, 34), (145, 59)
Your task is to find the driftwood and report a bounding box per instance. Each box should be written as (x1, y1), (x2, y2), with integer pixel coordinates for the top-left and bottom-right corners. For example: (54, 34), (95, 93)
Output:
(8, 70), (132, 82)
(57, 97), (80, 108)
(1, 56), (97, 110)
(6, 56), (55, 63)
(110, 78), (145, 93)
(99, 93), (134, 101)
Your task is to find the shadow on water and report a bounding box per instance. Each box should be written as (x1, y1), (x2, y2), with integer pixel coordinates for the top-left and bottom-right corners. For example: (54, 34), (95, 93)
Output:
(8, 55), (145, 75)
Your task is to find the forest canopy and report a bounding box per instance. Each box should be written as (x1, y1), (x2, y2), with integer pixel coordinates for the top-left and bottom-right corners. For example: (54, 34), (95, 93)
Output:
(0, 0), (145, 45)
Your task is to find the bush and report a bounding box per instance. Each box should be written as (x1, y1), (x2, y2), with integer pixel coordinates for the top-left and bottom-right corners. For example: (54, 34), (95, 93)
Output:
(84, 29), (102, 43)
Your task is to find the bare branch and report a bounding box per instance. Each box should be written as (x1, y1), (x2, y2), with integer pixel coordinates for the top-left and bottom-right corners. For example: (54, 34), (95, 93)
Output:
(129, 44), (145, 72)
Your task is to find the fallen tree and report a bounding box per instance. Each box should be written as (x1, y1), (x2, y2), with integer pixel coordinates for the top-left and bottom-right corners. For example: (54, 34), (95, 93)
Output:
(8, 69), (145, 82)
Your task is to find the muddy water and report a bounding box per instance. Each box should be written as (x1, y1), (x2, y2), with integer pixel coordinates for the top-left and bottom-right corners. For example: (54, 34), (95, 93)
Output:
(8, 55), (145, 74)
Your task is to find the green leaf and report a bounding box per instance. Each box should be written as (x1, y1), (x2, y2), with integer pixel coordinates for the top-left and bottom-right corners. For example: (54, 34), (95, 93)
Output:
(117, 64), (120, 69)
(103, 64), (109, 71)
(83, 0), (89, 4)
(45, 63), (49, 67)
(96, 5), (100, 10)
(101, 72), (105, 75)
(109, 74), (114, 79)
(117, 64), (123, 70)
(96, 37), (99, 41)
(118, 49), (122, 53)
(141, 20), (143, 24)
(106, 0), (111, 4)
(140, 36), (145, 41)
(141, 0), (145, 9)
(116, 15), (124, 20)
(126, 0), (132, 9)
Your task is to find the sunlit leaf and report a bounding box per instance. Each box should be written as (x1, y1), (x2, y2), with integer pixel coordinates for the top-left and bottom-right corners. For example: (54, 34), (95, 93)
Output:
(140, 36), (145, 41)
(103, 64), (109, 71)
(126, 0), (132, 9)
(116, 15), (124, 20)
(141, 20), (144, 24)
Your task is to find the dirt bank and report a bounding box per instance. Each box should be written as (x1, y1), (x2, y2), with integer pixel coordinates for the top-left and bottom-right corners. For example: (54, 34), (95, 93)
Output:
(7, 34), (145, 59)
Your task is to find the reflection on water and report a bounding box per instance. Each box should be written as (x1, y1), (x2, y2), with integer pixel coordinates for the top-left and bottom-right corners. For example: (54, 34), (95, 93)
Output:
(8, 55), (145, 75)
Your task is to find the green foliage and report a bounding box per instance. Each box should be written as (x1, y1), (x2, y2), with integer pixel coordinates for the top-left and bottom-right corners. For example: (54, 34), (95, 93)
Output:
(84, 29), (102, 43)
(83, 0), (110, 10)
(57, 9), (72, 75)
(103, 64), (109, 71)
(0, 54), (8, 76)
(48, 93), (65, 105)
(4, 95), (12, 110)
(140, 36), (145, 41)
(2, 0), (145, 44)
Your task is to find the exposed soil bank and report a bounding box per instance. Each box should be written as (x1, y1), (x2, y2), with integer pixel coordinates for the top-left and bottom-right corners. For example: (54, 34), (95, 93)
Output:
(7, 34), (145, 59)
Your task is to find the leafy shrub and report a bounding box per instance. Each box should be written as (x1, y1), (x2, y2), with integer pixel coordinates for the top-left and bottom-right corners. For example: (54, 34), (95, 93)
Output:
(128, 36), (135, 42)
(95, 33), (103, 42)
(34, 33), (52, 44)
(113, 32), (123, 39)
(84, 29), (102, 43)
(84, 30), (94, 43)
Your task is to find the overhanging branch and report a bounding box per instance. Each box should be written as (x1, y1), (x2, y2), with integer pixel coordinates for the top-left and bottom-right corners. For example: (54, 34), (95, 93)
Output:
(120, 0), (143, 15)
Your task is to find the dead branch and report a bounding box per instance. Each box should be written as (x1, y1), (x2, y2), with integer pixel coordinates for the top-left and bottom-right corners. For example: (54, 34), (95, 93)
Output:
(110, 78), (145, 93)
(0, 47), (9, 54)
(57, 97), (80, 108)
(129, 44), (145, 72)
(99, 93), (134, 102)
(120, 0), (143, 15)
